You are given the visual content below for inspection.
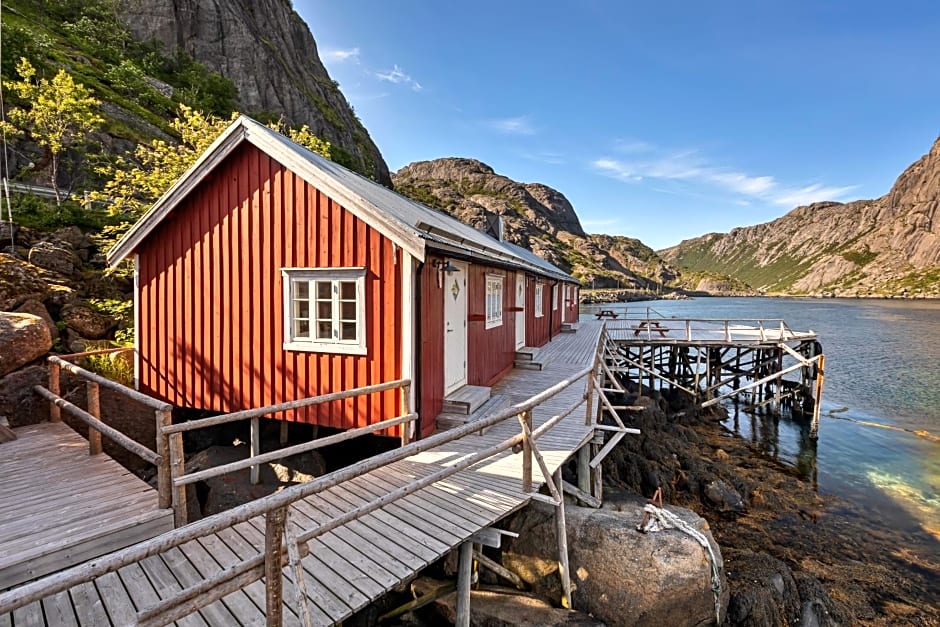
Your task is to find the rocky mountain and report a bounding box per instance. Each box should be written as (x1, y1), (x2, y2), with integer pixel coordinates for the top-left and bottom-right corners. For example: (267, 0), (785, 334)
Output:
(393, 158), (679, 289)
(117, 0), (389, 184)
(661, 136), (940, 296)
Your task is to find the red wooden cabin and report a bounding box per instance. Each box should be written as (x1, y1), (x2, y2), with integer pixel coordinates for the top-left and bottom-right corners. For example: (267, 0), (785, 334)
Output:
(108, 116), (581, 440)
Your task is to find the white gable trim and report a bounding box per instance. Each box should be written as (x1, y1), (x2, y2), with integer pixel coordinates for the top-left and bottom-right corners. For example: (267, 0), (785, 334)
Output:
(107, 116), (426, 267)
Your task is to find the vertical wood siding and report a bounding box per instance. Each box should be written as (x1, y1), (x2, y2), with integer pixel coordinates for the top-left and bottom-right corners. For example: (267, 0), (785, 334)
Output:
(467, 266), (515, 387)
(563, 285), (580, 323)
(137, 143), (403, 433)
(418, 258), (445, 439)
(525, 276), (551, 348)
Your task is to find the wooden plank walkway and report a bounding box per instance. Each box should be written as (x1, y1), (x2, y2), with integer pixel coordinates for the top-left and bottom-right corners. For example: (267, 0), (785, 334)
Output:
(0, 422), (174, 592)
(0, 322), (605, 626)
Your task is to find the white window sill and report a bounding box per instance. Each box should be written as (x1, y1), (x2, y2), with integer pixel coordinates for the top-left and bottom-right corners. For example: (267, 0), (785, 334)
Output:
(484, 319), (503, 330)
(283, 341), (367, 356)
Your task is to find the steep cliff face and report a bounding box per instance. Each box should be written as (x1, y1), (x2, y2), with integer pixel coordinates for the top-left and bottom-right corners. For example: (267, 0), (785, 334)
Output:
(393, 158), (678, 288)
(119, 0), (390, 184)
(661, 137), (940, 296)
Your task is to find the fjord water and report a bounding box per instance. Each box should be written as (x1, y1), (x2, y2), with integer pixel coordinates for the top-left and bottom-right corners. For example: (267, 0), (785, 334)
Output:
(585, 297), (940, 549)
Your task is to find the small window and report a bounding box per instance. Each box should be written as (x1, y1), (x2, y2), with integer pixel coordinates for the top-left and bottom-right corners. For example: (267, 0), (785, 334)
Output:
(282, 267), (366, 355)
(485, 274), (504, 329)
(552, 284), (559, 311)
(535, 283), (544, 318)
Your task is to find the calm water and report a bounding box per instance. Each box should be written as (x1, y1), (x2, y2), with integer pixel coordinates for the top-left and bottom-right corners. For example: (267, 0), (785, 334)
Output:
(582, 297), (940, 543)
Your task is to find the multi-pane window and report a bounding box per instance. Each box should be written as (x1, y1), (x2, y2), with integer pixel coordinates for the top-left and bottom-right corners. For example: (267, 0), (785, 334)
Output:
(552, 284), (559, 311)
(535, 283), (544, 318)
(485, 274), (504, 329)
(282, 268), (366, 354)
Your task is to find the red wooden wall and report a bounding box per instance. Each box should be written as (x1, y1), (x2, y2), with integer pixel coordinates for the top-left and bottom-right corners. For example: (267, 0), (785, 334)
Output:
(136, 143), (403, 433)
(525, 277), (550, 347)
(418, 257), (444, 439)
(467, 266), (516, 387)
(563, 284), (580, 323)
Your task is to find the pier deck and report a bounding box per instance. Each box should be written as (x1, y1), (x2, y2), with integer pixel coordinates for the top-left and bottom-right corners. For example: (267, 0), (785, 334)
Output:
(0, 422), (173, 592)
(0, 323), (604, 626)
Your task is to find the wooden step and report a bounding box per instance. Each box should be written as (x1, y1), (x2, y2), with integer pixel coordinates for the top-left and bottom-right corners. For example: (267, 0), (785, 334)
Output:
(514, 347), (540, 362)
(436, 394), (511, 435)
(560, 322), (579, 334)
(442, 384), (491, 415)
(514, 360), (543, 371)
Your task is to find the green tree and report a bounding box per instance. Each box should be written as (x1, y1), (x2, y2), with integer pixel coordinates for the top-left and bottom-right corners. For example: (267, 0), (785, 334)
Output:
(1, 58), (104, 205)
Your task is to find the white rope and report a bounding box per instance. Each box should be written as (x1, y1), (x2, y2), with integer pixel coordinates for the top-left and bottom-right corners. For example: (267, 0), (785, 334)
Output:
(639, 503), (723, 625)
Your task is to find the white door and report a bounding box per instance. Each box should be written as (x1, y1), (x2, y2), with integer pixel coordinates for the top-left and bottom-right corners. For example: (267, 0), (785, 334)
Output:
(515, 273), (526, 349)
(444, 261), (468, 394)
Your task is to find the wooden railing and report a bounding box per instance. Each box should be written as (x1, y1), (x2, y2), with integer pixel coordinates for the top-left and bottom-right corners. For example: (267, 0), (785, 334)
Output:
(37, 352), (175, 511)
(0, 365), (598, 625)
(605, 317), (805, 343)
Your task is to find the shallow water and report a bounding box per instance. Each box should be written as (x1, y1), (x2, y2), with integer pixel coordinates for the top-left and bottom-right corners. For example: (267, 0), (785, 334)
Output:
(582, 297), (940, 550)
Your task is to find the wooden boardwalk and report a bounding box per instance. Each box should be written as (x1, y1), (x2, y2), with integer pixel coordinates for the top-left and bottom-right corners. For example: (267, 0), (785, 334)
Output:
(0, 422), (173, 592)
(0, 322), (605, 626)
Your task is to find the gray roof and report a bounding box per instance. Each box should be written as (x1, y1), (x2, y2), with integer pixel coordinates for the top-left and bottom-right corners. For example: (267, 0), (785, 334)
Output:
(108, 115), (578, 284)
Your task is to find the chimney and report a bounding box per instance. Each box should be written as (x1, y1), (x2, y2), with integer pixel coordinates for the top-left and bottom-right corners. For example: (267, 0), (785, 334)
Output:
(484, 213), (504, 241)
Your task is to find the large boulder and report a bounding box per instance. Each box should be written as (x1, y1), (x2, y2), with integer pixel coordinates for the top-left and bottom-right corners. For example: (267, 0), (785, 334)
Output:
(60, 303), (113, 340)
(14, 299), (58, 340)
(0, 253), (48, 310)
(724, 550), (799, 626)
(503, 497), (728, 627)
(28, 240), (80, 276)
(0, 365), (49, 426)
(0, 312), (52, 376)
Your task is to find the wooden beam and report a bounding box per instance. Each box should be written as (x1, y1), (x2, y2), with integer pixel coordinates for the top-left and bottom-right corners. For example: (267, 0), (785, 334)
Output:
(473, 550), (524, 589)
(555, 469), (572, 609)
(562, 478), (601, 509)
(86, 381), (102, 456)
(48, 362), (60, 422)
(168, 431), (188, 527)
(47, 356), (172, 411)
(456, 541), (473, 627)
(264, 506), (288, 627)
(250, 416), (261, 485)
(155, 409), (173, 510)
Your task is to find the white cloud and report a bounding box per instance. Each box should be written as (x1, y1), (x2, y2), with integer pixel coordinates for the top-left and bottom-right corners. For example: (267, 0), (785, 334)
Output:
(323, 47), (360, 63)
(591, 145), (855, 207)
(581, 217), (621, 227)
(484, 116), (536, 136)
(374, 64), (422, 91)
(519, 150), (565, 165)
(613, 139), (654, 153)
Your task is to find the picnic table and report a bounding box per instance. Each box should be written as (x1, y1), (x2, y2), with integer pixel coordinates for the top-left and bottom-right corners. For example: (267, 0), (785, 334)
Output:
(633, 320), (669, 337)
(595, 309), (619, 319)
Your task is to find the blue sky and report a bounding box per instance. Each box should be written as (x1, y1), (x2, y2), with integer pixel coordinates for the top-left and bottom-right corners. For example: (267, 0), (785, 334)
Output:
(294, 1), (940, 250)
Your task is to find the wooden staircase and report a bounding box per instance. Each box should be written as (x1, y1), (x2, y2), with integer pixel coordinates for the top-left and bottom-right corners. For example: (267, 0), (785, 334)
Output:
(436, 394), (511, 434)
(514, 347), (544, 371)
(442, 384), (492, 415)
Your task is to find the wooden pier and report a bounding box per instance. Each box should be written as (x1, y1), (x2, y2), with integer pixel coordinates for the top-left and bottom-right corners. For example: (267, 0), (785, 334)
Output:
(0, 323), (610, 626)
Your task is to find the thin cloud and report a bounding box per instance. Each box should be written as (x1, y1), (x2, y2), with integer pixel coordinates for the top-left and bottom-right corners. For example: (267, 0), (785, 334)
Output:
(484, 116), (536, 136)
(323, 47), (360, 63)
(374, 64), (422, 91)
(519, 150), (565, 165)
(591, 147), (855, 207)
(613, 139), (654, 153)
(582, 218), (621, 227)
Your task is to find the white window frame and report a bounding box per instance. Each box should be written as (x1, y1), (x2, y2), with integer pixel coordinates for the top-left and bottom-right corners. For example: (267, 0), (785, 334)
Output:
(485, 273), (504, 329)
(535, 282), (544, 318)
(281, 267), (367, 355)
(552, 284), (559, 311)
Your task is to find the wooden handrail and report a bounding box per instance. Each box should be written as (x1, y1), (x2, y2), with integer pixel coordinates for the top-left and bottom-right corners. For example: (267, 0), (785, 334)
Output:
(33, 385), (161, 465)
(0, 365), (593, 616)
(47, 355), (172, 412)
(161, 378), (412, 434)
(173, 413), (418, 487)
(56, 346), (133, 361)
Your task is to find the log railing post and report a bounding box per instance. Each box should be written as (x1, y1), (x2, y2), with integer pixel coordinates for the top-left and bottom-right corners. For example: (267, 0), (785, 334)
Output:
(519, 410), (532, 493)
(400, 382), (412, 446)
(265, 505), (288, 627)
(554, 468), (572, 609)
(250, 417), (261, 485)
(168, 431), (188, 527)
(86, 381), (102, 456)
(455, 540), (473, 627)
(49, 361), (61, 422)
(156, 409), (173, 511)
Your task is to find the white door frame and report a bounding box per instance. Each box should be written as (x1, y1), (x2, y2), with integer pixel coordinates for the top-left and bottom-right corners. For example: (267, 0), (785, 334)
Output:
(443, 260), (468, 394)
(515, 272), (526, 349)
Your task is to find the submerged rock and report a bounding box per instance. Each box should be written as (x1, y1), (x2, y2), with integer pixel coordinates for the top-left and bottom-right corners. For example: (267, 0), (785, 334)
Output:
(705, 479), (746, 513)
(503, 497), (727, 626)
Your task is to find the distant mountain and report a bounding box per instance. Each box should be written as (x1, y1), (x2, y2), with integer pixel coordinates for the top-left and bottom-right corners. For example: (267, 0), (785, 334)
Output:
(393, 158), (679, 289)
(660, 136), (940, 296)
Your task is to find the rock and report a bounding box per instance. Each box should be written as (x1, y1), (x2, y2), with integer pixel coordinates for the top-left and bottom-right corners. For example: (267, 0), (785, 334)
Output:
(28, 240), (80, 276)
(0, 253), (48, 310)
(0, 312), (52, 377)
(412, 577), (604, 627)
(704, 479), (746, 513)
(15, 299), (58, 340)
(119, 0), (390, 184)
(724, 550), (800, 626)
(793, 572), (848, 627)
(49, 226), (89, 250)
(44, 283), (79, 308)
(60, 304), (113, 339)
(63, 329), (89, 354)
(503, 497), (727, 626)
(0, 365), (49, 426)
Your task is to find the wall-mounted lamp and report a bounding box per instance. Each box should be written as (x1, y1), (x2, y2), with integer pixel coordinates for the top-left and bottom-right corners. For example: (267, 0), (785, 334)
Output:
(433, 259), (459, 274)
